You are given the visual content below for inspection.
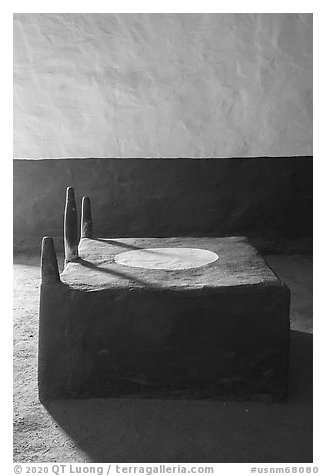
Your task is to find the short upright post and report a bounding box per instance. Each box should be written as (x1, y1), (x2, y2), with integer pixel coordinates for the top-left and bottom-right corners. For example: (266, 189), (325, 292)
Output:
(41, 237), (61, 284)
(64, 186), (79, 264)
(81, 196), (92, 239)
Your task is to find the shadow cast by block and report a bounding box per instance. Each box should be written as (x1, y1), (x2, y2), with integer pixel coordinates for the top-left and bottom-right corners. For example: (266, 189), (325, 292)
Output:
(43, 330), (311, 463)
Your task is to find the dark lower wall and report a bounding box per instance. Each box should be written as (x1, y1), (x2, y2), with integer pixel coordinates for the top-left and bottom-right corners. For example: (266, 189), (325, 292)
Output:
(13, 157), (312, 252)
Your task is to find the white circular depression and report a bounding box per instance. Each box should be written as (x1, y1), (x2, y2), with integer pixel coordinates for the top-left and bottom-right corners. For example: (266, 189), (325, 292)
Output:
(114, 248), (218, 270)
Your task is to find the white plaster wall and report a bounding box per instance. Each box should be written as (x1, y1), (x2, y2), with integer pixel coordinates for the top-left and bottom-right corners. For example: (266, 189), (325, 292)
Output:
(13, 13), (313, 158)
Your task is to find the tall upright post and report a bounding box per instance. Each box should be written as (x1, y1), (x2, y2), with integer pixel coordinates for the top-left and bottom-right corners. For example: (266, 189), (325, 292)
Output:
(81, 196), (92, 239)
(41, 237), (61, 284)
(64, 186), (78, 264)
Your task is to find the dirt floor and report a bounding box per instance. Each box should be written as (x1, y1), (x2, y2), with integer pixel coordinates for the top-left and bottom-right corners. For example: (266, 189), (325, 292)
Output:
(13, 252), (312, 463)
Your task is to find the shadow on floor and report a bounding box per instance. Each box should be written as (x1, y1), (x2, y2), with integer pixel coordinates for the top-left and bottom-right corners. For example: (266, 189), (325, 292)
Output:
(44, 330), (312, 463)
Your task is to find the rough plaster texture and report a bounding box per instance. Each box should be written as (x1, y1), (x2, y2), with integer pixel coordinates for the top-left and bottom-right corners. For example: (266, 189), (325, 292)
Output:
(13, 13), (312, 158)
(62, 237), (280, 290)
(39, 237), (290, 402)
(13, 157), (313, 250)
(14, 253), (312, 462)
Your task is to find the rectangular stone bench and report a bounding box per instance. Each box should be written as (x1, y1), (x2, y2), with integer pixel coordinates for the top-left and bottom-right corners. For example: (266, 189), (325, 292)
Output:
(38, 188), (290, 402)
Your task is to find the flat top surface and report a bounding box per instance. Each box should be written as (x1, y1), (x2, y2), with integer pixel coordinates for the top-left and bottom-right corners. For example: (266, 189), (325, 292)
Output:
(114, 247), (219, 270)
(61, 237), (280, 291)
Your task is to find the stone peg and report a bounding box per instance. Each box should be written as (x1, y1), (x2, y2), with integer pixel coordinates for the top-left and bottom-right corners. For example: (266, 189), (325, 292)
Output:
(81, 196), (92, 239)
(64, 186), (79, 263)
(41, 237), (61, 284)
